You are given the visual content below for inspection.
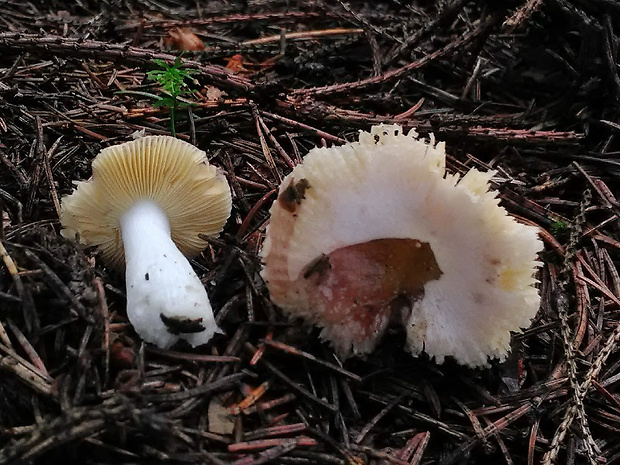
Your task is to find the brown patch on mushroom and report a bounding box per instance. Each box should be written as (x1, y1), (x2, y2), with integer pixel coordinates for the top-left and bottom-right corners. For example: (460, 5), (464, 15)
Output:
(160, 314), (206, 335)
(298, 238), (442, 347)
(278, 178), (311, 213)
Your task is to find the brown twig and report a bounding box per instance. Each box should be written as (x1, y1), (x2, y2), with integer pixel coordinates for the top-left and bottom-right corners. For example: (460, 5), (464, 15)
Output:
(293, 14), (500, 98)
(242, 28), (363, 46)
(0, 33), (254, 91)
(503, 0), (544, 31)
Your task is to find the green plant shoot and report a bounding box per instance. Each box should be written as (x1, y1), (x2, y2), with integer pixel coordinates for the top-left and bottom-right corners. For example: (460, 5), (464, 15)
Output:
(550, 219), (569, 239)
(147, 57), (196, 137)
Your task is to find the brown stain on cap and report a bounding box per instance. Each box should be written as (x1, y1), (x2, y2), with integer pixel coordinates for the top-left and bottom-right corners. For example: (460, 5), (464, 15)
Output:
(278, 178), (311, 213)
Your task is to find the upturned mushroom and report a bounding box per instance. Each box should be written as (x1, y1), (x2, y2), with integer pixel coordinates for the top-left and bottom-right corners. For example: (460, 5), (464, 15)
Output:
(261, 125), (543, 367)
(61, 136), (232, 349)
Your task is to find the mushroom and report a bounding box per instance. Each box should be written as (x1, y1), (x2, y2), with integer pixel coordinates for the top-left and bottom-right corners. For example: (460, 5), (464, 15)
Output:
(60, 135), (232, 349)
(261, 125), (543, 367)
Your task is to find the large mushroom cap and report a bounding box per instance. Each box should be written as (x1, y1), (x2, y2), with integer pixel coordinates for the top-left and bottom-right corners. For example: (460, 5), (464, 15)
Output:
(60, 135), (232, 269)
(261, 125), (543, 367)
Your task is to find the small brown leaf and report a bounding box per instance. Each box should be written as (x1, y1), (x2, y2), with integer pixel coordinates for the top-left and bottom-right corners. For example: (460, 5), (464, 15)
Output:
(164, 28), (205, 51)
(203, 85), (226, 101)
(208, 396), (236, 435)
(225, 54), (247, 74)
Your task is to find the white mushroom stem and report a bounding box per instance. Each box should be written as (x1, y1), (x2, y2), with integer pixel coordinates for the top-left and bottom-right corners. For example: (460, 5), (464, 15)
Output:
(120, 200), (221, 348)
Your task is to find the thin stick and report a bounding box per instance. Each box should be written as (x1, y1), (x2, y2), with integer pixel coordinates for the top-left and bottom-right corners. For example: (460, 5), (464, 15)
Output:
(243, 28), (363, 46)
(293, 15), (499, 98)
(35, 117), (61, 218)
(259, 338), (361, 382)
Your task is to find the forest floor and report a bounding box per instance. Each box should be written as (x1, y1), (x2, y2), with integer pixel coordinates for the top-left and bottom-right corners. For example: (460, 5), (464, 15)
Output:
(1, 1), (620, 464)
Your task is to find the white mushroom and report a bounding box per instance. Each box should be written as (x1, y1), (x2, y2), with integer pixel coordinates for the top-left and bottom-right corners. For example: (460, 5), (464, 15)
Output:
(60, 136), (232, 349)
(261, 125), (543, 367)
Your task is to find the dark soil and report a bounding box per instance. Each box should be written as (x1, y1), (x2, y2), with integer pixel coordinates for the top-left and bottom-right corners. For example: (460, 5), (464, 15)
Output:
(1, 1), (620, 464)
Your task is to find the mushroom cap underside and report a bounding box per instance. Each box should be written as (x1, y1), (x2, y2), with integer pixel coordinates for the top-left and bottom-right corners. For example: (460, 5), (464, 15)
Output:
(261, 125), (543, 367)
(60, 135), (232, 269)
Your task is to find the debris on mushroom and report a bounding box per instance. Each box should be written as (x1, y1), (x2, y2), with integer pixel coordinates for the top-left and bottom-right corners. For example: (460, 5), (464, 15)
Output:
(60, 136), (232, 349)
(260, 125), (543, 367)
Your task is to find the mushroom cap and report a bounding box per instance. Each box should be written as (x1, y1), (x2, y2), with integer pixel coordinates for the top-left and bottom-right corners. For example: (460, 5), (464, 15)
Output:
(60, 136), (232, 269)
(260, 125), (543, 367)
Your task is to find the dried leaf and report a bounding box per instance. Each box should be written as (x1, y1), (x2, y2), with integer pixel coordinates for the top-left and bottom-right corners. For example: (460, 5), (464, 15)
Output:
(164, 28), (205, 52)
(208, 396), (236, 435)
(225, 54), (247, 74)
(203, 85), (226, 101)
